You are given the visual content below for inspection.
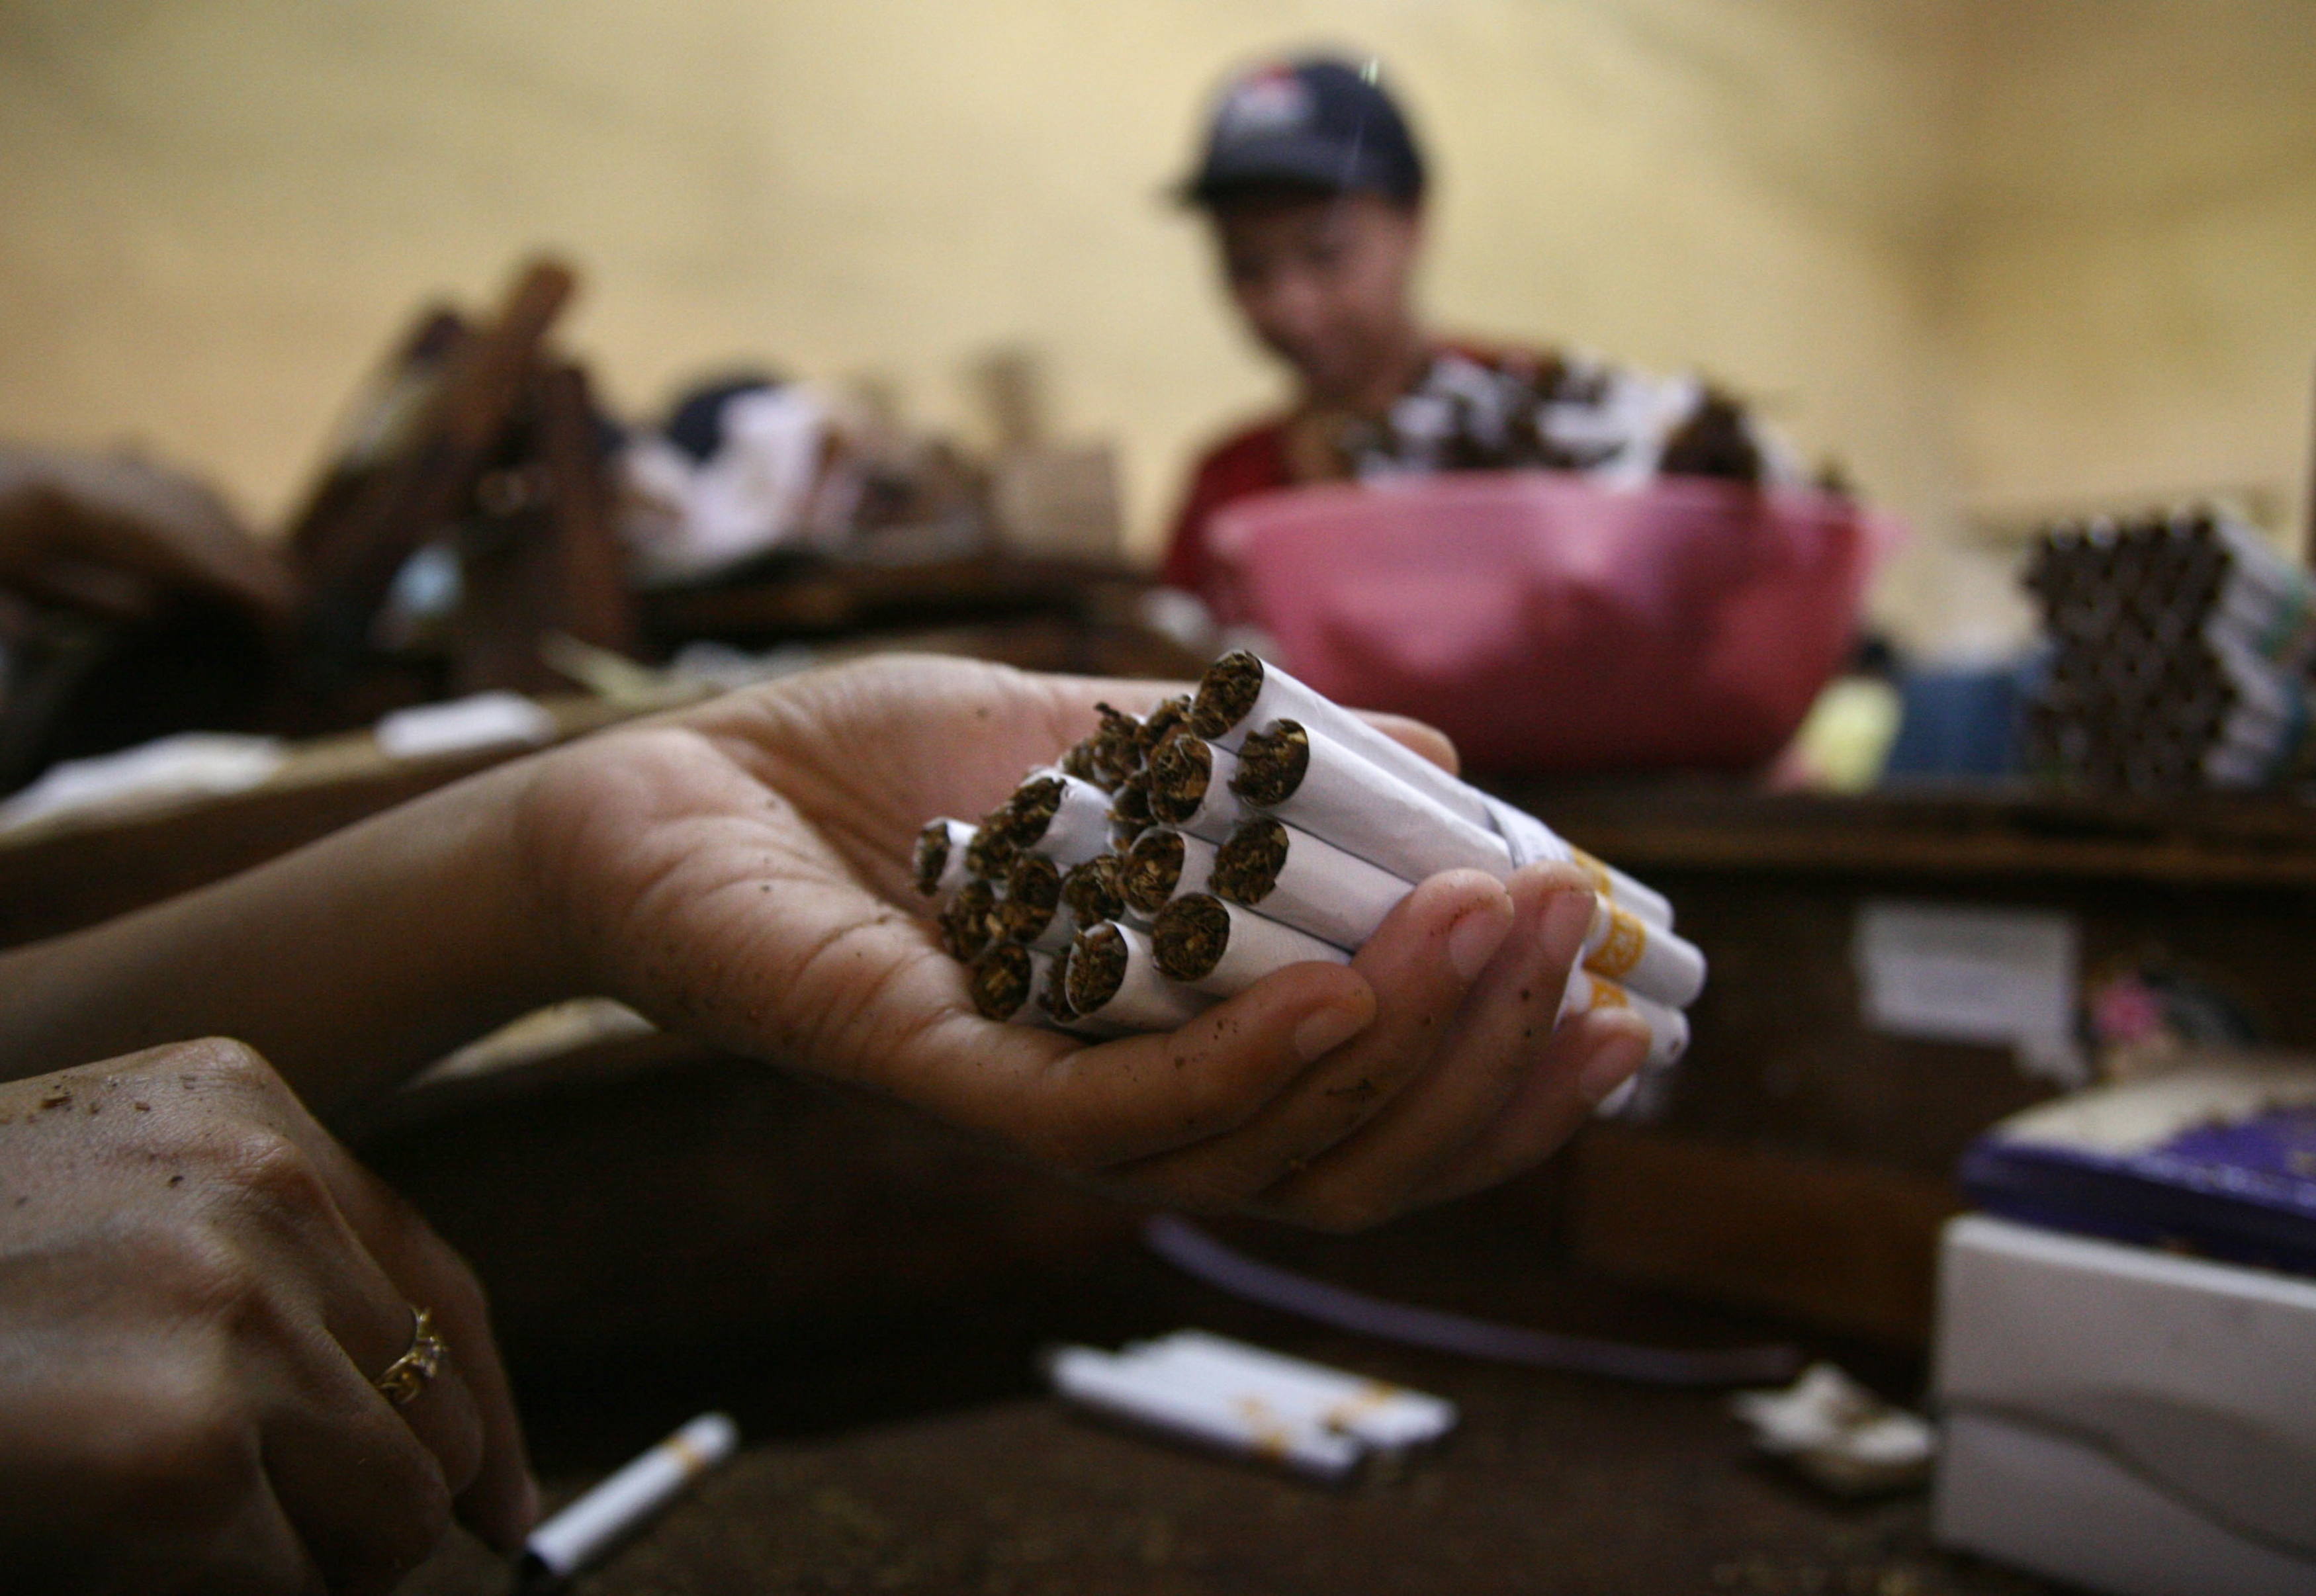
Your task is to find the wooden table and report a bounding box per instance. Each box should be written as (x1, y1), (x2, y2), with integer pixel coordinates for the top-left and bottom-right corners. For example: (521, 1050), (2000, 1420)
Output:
(393, 1236), (2055, 1596)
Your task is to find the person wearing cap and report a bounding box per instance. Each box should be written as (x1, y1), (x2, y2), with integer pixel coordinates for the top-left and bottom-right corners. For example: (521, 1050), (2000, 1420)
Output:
(1161, 56), (1791, 607)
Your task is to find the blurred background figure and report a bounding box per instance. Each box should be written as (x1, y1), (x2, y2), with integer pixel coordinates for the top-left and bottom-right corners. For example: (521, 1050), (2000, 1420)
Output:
(1163, 55), (1795, 605)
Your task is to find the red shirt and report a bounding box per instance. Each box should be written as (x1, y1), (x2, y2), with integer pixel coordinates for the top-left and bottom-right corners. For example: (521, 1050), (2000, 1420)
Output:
(1159, 417), (1294, 598)
(1160, 341), (1547, 603)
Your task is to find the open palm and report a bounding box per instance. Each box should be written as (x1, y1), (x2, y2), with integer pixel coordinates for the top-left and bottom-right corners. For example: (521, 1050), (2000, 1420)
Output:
(517, 656), (1648, 1229)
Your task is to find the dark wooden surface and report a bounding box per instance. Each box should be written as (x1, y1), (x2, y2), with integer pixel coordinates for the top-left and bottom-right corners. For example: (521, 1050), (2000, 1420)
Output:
(1500, 774), (2316, 888)
(1486, 775), (2316, 1342)
(407, 1392), (2051, 1596)
(388, 1225), (2057, 1596)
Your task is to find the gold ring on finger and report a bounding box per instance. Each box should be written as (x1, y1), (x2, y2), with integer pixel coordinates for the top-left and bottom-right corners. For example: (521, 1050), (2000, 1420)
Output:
(373, 1305), (448, 1407)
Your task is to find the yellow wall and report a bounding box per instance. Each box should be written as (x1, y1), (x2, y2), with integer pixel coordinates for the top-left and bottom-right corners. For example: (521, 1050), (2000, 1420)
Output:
(1945, 1), (2316, 526)
(1, 1), (2310, 656)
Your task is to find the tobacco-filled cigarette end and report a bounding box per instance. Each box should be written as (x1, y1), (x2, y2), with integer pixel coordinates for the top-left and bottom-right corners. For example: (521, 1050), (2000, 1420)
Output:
(1010, 774), (1065, 836)
(1189, 648), (1265, 740)
(1059, 737), (1103, 785)
(995, 853), (1062, 943)
(940, 879), (999, 961)
(1147, 734), (1216, 825)
(1139, 693), (1194, 757)
(1110, 770), (1154, 828)
(914, 820), (959, 897)
(1211, 818), (1288, 905)
(1061, 853), (1127, 927)
(1091, 702), (1145, 786)
(1230, 719), (1308, 807)
(968, 942), (1038, 1020)
(1041, 951), (1083, 1022)
(1122, 828), (1188, 915)
(1151, 893), (1232, 983)
(1067, 921), (1132, 1014)
(964, 807), (1020, 877)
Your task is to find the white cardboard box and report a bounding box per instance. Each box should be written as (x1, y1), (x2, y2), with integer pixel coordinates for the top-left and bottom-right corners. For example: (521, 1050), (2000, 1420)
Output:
(1932, 1214), (2316, 1595)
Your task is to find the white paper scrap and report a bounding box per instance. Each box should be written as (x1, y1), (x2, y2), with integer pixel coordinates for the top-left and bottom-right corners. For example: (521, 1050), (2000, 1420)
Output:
(375, 691), (557, 761)
(0, 732), (287, 833)
(1852, 901), (2085, 1086)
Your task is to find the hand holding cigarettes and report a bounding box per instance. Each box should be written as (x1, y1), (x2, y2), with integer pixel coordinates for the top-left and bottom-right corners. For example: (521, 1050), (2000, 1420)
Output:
(514, 651), (1664, 1229)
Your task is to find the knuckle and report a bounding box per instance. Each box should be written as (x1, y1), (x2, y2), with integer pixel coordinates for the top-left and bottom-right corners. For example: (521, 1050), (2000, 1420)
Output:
(167, 1036), (283, 1092)
(122, 1221), (273, 1321)
(215, 1126), (332, 1217)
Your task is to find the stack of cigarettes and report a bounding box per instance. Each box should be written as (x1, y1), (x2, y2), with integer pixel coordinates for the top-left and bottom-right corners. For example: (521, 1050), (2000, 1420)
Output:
(914, 652), (1705, 1114)
(1337, 349), (1775, 488)
(1046, 1330), (1456, 1482)
(2022, 506), (2316, 794)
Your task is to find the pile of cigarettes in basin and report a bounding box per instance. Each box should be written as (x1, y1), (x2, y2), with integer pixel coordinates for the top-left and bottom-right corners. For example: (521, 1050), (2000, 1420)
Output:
(914, 651), (1705, 1118)
(2023, 505), (2316, 794)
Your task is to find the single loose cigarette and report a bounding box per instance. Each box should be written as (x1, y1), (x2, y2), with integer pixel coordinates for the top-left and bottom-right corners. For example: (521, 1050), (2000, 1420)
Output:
(1151, 893), (1351, 997)
(1579, 898), (1707, 1009)
(1559, 971), (1689, 1069)
(1121, 827), (1220, 918)
(1065, 920), (1212, 1031)
(995, 853), (1073, 953)
(969, 942), (1057, 1024)
(1010, 771), (1116, 867)
(1061, 853), (1129, 929)
(519, 1412), (738, 1586)
(1147, 734), (1250, 842)
(914, 819), (975, 903)
(938, 878), (1001, 961)
(1212, 817), (1412, 950)
(1233, 720), (1511, 881)
(1196, 652), (1673, 928)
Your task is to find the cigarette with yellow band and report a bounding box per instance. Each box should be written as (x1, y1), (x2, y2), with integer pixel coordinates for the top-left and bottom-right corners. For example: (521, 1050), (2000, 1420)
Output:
(1558, 969), (1689, 1069)
(1579, 898), (1707, 1009)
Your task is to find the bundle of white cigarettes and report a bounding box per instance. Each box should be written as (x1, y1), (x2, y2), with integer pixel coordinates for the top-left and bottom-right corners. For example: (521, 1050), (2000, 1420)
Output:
(915, 651), (1703, 1115)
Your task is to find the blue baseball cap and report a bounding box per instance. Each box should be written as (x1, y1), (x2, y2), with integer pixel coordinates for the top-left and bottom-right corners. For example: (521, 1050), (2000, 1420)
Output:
(1181, 56), (1427, 208)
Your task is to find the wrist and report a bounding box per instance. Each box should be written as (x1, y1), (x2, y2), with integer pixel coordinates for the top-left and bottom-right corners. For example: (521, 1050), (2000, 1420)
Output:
(451, 755), (594, 1018)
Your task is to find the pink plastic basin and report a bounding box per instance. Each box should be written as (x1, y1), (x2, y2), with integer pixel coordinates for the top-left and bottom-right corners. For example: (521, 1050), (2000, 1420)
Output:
(1206, 471), (1902, 773)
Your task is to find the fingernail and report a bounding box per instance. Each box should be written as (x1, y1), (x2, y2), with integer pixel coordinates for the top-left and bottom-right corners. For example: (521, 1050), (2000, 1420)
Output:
(1447, 899), (1513, 983)
(1294, 1004), (1370, 1062)
(1578, 1032), (1649, 1106)
(520, 1472), (542, 1532)
(1542, 890), (1597, 967)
